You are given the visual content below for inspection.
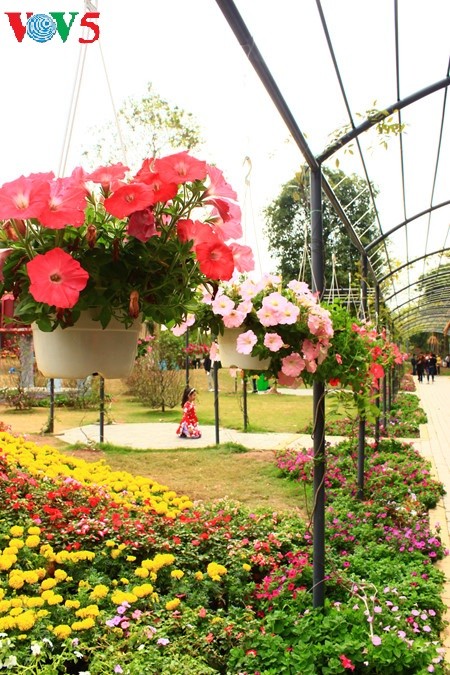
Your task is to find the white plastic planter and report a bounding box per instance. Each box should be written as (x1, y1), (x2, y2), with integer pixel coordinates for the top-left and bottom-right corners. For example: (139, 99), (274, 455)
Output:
(32, 310), (141, 379)
(218, 328), (270, 371)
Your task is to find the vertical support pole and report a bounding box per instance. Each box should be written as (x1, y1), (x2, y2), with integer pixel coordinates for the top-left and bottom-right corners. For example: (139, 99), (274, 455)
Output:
(357, 254), (368, 500)
(99, 376), (105, 443)
(185, 329), (190, 387)
(311, 167), (325, 608)
(213, 361), (220, 445)
(243, 373), (248, 431)
(48, 378), (54, 433)
(374, 285), (381, 447)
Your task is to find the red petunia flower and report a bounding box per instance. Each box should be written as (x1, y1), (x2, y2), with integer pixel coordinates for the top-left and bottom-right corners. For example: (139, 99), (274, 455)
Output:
(194, 240), (235, 280)
(127, 208), (158, 242)
(26, 247), (89, 308)
(177, 219), (215, 246)
(155, 151), (207, 184)
(205, 164), (237, 200)
(228, 243), (255, 272)
(104, 182), (156, 218)
(86, 163), (129, 192)
(339, 654), (355, 671)
(134, 160), (178, 203)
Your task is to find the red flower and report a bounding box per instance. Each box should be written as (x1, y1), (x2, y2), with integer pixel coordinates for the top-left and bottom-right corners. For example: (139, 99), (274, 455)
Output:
(329, 378), (340, 387)
(134, 160), (178, 203)
(340, 654), (355, 670)
(155, 151), (207, 184)
(86, 163), (129, 192)
(26, 247), (89, 308)
(127, 208), (158, 242)
(205, 164), (237, 200)
(369, 362), (384, 379)
(177, 219), (215, 246)
(195, 240), (235, 280)
(104, 183), (156, 218)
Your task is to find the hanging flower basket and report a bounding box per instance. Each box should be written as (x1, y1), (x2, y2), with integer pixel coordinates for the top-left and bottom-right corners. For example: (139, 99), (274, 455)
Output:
(32, 310), (142, 379)
(218, 328), (270, 371)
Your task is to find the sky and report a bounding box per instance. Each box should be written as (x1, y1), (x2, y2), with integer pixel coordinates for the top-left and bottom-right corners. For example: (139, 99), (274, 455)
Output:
(1, 0), (449, 289)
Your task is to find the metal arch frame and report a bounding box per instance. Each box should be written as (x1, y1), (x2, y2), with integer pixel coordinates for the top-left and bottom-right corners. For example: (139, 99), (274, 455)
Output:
(385, 267), (450, 305)
(214, 0), (450, 339)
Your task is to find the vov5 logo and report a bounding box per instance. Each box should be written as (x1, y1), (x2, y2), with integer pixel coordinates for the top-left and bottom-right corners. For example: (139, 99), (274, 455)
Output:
(6, 10), (100, 43)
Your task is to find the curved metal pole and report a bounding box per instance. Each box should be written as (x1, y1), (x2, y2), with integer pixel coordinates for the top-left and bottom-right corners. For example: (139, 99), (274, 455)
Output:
(357, 255), (368, 500)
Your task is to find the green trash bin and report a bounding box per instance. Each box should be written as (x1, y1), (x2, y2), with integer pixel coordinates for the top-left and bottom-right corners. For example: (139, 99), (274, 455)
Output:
(257, 373), (270, 392)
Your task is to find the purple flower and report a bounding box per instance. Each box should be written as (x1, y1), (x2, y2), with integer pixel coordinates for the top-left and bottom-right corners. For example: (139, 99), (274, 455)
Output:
(157, 638), (170, 646)
(114, 667), (123, 674)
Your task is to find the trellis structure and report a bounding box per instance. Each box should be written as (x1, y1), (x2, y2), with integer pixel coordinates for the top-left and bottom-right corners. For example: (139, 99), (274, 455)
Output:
(214, 0), (450, 606)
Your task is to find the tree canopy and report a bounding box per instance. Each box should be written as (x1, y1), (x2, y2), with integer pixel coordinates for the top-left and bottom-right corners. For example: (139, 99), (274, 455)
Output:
(264, 165), (381, 291)
(83, 82), (202, 170)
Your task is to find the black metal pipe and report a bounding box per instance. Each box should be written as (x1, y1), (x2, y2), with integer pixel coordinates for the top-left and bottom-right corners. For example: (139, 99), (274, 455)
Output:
(48, 378), (54, 433)
(243, 374), (248, 431)
(311, 168), (326, 608)
(357, 255), (368, 499)
(213, 362), (220, 445)
(185, 329), (190, 386)
(99, 376), (105, 443)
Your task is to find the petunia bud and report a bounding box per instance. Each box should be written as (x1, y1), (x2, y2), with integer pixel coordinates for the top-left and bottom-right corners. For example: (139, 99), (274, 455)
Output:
(3, 219), (26, 241)
(86, 224), (97, 248)
(129, 290), (139, 318)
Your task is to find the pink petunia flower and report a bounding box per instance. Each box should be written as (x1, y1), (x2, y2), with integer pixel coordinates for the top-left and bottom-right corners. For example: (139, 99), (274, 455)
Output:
(281, 352), (305, 377)
(236, 330), (257, 354)
(26, 247), (89, 308)
(264, 332), (284, 352)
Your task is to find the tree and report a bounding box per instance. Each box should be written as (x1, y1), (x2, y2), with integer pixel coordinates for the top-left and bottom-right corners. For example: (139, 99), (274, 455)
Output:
(264, 165), (381, 290)
(82, 82), (203, 170)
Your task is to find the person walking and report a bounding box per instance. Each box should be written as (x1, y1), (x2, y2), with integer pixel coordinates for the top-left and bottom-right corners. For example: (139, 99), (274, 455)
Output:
(203, 354), (214, 391)
(176, 386), (202, 439)
(428, 353), (437, 382)
(416, 354), (425, 383)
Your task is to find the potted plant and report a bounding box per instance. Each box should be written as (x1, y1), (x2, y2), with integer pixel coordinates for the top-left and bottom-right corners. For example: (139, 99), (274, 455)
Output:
(0, 151), (254, 378)
(172, 275), (334, 377)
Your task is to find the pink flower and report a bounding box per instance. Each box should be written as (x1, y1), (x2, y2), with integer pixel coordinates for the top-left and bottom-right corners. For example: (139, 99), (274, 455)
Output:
(236, 330), (257, 354)
(281, 352), (305, 377)
(212, 294), (235, 316)
(371, 635), (382, 646)
(256, 305), (281, 327)
(223, 309), (246, 328)
(229, 243), (255, 272)
(264, 332), (284, 352)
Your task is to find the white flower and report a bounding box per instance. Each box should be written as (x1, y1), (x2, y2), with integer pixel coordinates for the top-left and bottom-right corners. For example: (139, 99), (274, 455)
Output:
(31, 642), (41, 655)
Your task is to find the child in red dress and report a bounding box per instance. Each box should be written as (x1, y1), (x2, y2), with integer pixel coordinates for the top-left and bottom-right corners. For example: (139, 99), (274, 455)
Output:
(176, 386), (201, 439)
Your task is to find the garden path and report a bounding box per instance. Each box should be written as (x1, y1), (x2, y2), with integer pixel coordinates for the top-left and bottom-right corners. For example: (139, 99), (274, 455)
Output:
(411, 373), (450, 656)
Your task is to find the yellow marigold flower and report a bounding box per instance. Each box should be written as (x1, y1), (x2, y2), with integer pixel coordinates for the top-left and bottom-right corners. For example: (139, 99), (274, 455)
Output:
(0, 589), (4, 600)
(111, 590), (137, 605)
(40, 545), (56, 560)
(15, 610), (36, 631)
(0, 616), (16, 630)
(27, 526), (41, 536)
(25, 535), (40, 548)
(9, 538), (24, 549)
(40, 578), (57, 591)
(40, 590), (55, 601)
(54, 569), (68, 581)
(111, 550), (121, 560)
(206, 562), (227, 580)
(9, 607), (24, 616)
(71, 617), (95, 631)
(53, 624), (72, 639)
(105, 540), (116, 548)
(22, 571), (39, 584)
(24, 597), (45, 609)
(9, 526), (24, 537)
(64, 600), (80, 609)
(153, 553), (175, 570)
(36, 609), (49, 618)
(46, 594), (63, 606)
(0, 600), (11, 613)
(242, 563), (251, 572)
(75, 604), (100, 618)
(78, 580), (90, 589)
(2, 546), (18, 556)
(171, 570), (184, 580)
(74, 551), (95, 562)
(120, 578), (129, 585)
(126, 555), (136, 562)
(8, 573), (24, 589)
(212, 616), (223, 624)
(118, 543), (126, 551)
(194, 571), (204, 581)
(10, 598), (23, 608)
(165, 598), (181, 611)
(90, 584), (109, 600)
(0, 554), (17, 571)
(151, 592), (159, 602)
(134, 567), (149, 579)
(35, 568), (47, 580)
(132, 584), (154, 598)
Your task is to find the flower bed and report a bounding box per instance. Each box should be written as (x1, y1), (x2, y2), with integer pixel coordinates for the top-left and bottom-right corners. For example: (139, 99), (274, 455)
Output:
(0, 432), (446, 673)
